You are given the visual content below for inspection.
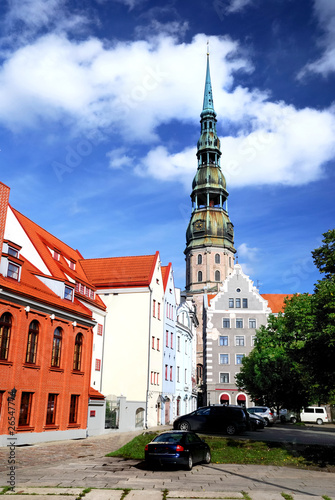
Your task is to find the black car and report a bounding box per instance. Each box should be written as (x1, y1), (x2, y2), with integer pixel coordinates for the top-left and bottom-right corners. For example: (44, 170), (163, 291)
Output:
(144, 431), (211, 470)
(173, 405), (248, 435)
(248, 413), (265, 431)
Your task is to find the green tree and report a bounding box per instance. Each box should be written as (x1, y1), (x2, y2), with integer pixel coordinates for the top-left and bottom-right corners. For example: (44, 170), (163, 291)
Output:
(312, 229), (335, 278)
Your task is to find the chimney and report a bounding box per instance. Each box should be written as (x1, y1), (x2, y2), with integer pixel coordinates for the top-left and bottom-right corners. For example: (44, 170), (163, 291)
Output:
(0, 182), (10, 254)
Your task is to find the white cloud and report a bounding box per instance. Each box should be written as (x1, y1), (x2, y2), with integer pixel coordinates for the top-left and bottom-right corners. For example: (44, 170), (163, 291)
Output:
(299, 0), (335, 76)
(237, 242), (259, 261)
(226, 0), (255, 14)
(107, 148), (134, 169)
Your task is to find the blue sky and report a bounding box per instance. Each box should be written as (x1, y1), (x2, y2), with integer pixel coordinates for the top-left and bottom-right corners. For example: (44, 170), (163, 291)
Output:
(0, 0), (334, 294)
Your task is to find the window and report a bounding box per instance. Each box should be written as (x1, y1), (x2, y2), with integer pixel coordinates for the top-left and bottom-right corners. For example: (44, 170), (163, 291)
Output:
(170, 332), (173, 349)
(51, 328), (62, 367)
(53, 250), (60, 261)
(0, 313), (11, 361)
(229, 298), (234, 308)
(222, 319), (230, 328)
(97, 324), (103, 336)
(185, 339), (187, 354)
(64, 286), (73, 301)
(177, 336), (180, 352)
(215, 253), (220, 264)
(69, 261), (75, 270)
(235, 298), (241, 308)
(19, 392), (33, 426)
(166, 330), (169, 347)
(152, 336), (155, 349)
(220, 354), (229, 364)
(8, 246), (18, 258)
(198, 254), (202, 265)
(220, 373), (229, 383)
(153, 300), (156, 317)
(95, 358), (101, 371)
(170, 366), (173, 381)
(7, 262), (19, 280)
(69, 395), (79, 424)
(177, 366), (180, 383)
(150, 371), (153, 384)
(215, 270), (221, 281)
(235, 335), (245, 346)
(73, 333), (83, 371)
(236, 318), (243, 328)
(198, 271), (202, 282)
(249, 319), (256, 329)
(243, 298), (248, 308)
(219, 335), (228, 346)
(236, 354), (245, 365)
(165, 364), (168, 380)
(158, 302), (161, 320)
(157, 338), (160, 351)
(251, 335), (256, 346)
(26, 320), (39, 364)
(185, 368), (187, 383)
(46, 394), (58, 425)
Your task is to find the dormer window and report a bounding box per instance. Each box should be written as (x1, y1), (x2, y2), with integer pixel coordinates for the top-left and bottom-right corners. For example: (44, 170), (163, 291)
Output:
(53, 250), (60, 261)
(64, 286), (73, 301)
(8, 246), (18, 258)
(69, 261), (75, 270)
(7, 262), (20, 280)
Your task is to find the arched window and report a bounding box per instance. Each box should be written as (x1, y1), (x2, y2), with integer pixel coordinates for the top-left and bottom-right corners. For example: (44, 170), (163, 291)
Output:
(135, 407), (145, 427)
(215, 270), (221, 282)
(215, 253), (220, 264)
(198, 271), (202, 282)
(237, 394), (246, 407)
(197, 254), (202, 265)
(26, 320), (39, 364)
(73, 333), (83, 371)
(0, 313), (12, 360)
(51, 327), (62, 367)
(220, 393), (230, 405)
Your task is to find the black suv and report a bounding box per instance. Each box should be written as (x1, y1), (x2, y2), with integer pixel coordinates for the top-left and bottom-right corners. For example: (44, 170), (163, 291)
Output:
(173, 405), (248, 435)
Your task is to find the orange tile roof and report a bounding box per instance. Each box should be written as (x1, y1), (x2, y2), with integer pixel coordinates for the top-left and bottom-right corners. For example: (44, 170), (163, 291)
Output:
(207, 294), (217, 307)
(261, 294), (294, 313)
(81, 252), (159, 288)
(11, 207), (105, 310)
(161, 263), (172, 292)
(0, 257), (93, 319)
(89, 387), (105, 400)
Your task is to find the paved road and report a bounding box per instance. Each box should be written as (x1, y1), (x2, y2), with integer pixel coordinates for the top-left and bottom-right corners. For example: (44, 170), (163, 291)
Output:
(0, 426), (334, 499)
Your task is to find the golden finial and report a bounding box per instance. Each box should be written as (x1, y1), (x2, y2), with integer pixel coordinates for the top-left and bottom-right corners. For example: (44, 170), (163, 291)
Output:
(207, 40), (210, 56)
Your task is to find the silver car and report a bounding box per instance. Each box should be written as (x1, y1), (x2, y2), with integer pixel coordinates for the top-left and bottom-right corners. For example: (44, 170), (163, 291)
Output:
(247, 406), (276, 426)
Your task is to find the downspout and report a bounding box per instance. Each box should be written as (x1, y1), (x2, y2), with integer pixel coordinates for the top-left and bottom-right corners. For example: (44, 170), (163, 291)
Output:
(145, 285), (153, 429)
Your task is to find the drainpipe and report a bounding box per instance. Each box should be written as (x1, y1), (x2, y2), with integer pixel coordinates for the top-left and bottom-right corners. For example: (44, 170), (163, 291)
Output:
(145, 285), (153, 429)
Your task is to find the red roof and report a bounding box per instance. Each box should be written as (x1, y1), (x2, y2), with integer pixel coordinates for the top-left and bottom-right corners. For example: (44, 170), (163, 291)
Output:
(10, 207), (105, 311)
(261, 294), (294, 313)
(89, 387), (105, 400)
(81, 252), (160, 288)
(207, 294), (217, 306)
(0, 257), (93, 318)
(161, 263), (172, 292)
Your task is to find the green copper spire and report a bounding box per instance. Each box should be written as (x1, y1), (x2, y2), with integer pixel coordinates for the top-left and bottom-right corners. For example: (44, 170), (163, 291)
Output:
(202, 44), (216, 116)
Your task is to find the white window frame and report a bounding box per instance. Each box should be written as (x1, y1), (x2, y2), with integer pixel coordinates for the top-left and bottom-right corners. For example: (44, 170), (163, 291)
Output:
(236, 354), (245, 365)
(219, 372), (230, 384)
(235, 335), (245, 346)
(219, 353), (229, 365)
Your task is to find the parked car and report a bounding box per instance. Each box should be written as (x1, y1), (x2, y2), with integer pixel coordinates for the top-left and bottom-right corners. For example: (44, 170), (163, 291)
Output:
(173, 405), (248, 435)
(300, 407), (329, 425)
(248, 413), (265, 431)
(279, 409), (298, 424)
(247, 407), (276, 426)
(144, 431), (211, 470)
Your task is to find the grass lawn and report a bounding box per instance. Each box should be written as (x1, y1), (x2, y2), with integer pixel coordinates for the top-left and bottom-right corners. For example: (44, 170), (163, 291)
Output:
(106, 432), (335, 472)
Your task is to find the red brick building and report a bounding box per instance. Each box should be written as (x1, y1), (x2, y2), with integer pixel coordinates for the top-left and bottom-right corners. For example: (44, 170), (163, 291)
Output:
(0, 182), (105, 445)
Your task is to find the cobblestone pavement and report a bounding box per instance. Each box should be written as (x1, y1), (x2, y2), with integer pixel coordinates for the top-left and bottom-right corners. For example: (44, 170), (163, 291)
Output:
(0, 429), (334, 499)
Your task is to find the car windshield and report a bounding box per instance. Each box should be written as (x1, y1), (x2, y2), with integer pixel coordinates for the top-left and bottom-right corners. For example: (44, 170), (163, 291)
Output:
(153, 433), (183, 443)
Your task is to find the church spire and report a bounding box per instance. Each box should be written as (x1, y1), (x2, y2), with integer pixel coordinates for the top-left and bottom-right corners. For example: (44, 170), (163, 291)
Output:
(202, 44), (216, 116)
(184, 48), (236, 293)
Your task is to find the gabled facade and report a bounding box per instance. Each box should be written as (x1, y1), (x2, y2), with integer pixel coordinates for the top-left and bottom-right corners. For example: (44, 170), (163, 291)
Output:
(175, 291), (198, 417)
(205, 264), (293, 407)
(0, 182), (105, 445)
(161, 263), (177, 425)
(81, 252), (165, 429)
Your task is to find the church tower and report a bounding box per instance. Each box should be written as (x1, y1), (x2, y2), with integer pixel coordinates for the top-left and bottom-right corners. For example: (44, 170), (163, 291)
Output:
(185, 48), (236, 294)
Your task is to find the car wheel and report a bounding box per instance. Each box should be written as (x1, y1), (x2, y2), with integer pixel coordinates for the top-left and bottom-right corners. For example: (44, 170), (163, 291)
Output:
(226, 424), (237, 435)
(203, 450), (211, 464)
(290, 417), (297, 424)
(178, 421), (190, 431)
(316, 418), (323, 425)
(186, 454), (193, 471)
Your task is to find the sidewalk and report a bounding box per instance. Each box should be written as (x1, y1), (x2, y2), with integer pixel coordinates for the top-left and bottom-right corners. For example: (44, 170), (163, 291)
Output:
(0, 428), (334, 499)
